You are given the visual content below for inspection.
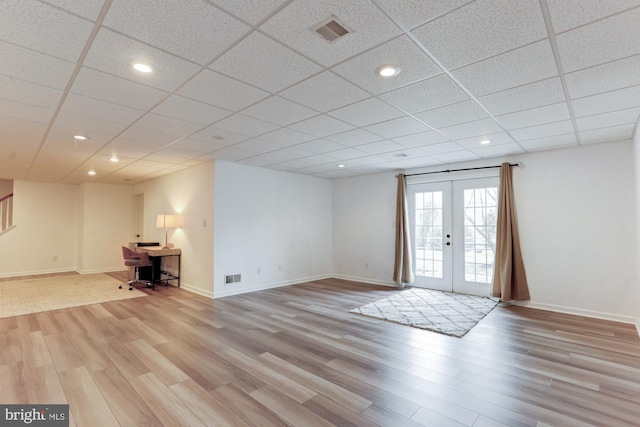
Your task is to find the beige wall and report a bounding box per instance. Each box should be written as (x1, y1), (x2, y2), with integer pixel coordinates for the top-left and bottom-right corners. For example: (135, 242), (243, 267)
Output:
(134, 161), (215, 297)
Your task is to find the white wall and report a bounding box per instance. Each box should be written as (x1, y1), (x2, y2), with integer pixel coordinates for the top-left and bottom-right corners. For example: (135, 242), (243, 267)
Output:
(0, 180), (79, 276)
(213, 161), (332, 298)
(333, 172), (397, 285)
(333, 140), (637, 323)
(633, 129), (640, 330)
(134, 161), (215, 297)
(77, 183), (134, 273)
(0, 180), (135, 277)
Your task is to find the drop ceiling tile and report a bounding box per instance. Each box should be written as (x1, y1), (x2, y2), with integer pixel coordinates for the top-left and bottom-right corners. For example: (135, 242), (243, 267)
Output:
(0, 98), (53, 124)
(547, 0), (640, 33)
(190, 126), (250, 145)
(575, 108), (640, 132)
(210, 32), (322, 93)
(440, 118), (503, 140)
(279, 72), (370, 113)
(355, 140), (407, 155)
(294, 139), (344, 154)
(209, 0), (288, 25)
(579, 123), (635, 144)
(331, 36), (443, 95)
(326, 129), (384, 147)
(213, 114), (280, 138)
(72, 68), (168, 111)
(289, 115), (355, 138)
(411, 0), (547, 69)
(270, 153), (338, 171)
(455, 132), (515, 149)
(375, 0), (472, 29)
(0, 41), (75, 90)
(42, 0), (105, 20)
(564, 54), (640, 99)
(260, 0), (401, 67)
(328, 98), (404, 127)
(431, 150), (481, 163)
(151, 95), (232, 127)
(392, 131), (450, 148)
(83, 29), (202, 92)
(413, 141), (465, 156)
(379, 74), (469, 114)
(452, 40), (558, 97)
(364, 116), (434, 139)
(104, 0), (250, 65)
(203, 146), (252, 161)
(258, 128), (316, 146)
(556, 7), (640, 73)
(510, 120), (575, 141)
(495, 103), (571, 130)
(518, 134), (578, 151)
(139, 153), (186, 164)
(414, 100), (489, 129)
(177, 69), (270, 111)
(62, 94), (145, 125)
(571, 85), (640, 117)
(232, 138), (287, 154)
(117, 126), (183, 147)
(239, 146), (313, 166)
(0, 116), (47, 148)
(471, 142), (525, 157)
(0, 75), (63, 109)
(133, 113), (203, 137)
(163, 138), (227, 155)
(46, 112), (128, 146)
(0, 0), (94, 61)
(242, 96), (318, 126)
(477, 77), (566, 115)
(322, 147), (369, 161)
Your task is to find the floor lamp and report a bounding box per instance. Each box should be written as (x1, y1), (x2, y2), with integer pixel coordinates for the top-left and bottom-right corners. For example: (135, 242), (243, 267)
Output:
(156, 214), (182, 249)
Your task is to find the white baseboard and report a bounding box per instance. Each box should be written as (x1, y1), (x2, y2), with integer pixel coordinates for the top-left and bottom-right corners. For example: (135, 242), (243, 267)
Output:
(512, 300), (640, 334)
(179, 282), (213, 299)
(214, 274), (332, 299)
(0, 267), (76, 278)
(331, 274), (398, 288)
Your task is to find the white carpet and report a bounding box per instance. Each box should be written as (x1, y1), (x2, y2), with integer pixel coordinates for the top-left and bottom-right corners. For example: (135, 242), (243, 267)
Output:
(0, 273), (147, 319)
(350, 287), (499, 337)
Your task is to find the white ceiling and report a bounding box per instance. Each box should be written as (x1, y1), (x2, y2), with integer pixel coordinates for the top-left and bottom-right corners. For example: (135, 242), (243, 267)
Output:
(1, 0), (639, 184)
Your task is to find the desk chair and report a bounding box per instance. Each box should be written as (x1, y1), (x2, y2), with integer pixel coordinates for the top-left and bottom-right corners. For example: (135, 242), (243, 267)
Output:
(119, 246), (153, 290)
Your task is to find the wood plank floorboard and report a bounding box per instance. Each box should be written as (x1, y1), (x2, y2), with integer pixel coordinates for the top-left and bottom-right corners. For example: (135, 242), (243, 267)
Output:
(1, 272), (639, 426)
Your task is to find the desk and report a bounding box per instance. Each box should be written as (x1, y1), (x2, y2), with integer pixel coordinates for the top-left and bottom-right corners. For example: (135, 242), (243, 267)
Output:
(136, 246), (181, 289)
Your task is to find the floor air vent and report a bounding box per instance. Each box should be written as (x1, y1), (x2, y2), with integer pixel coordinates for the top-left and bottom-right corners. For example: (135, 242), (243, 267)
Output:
(313, 17), (351, 42)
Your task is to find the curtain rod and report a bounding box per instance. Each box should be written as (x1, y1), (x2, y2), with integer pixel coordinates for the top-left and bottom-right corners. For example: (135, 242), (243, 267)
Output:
(396, 163), (519, 178)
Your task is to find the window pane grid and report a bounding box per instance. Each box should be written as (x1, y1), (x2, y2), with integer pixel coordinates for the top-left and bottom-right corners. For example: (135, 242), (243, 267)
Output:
(463, 187), (497, 284)
(414, 191), (443, 278)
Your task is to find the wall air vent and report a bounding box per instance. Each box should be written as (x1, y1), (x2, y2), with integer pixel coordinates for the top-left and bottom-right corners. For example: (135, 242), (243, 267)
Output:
(313, 17), (351, 42)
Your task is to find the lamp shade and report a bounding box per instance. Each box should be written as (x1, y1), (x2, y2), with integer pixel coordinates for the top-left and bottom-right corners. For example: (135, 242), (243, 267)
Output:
(156, 214), (182, 229)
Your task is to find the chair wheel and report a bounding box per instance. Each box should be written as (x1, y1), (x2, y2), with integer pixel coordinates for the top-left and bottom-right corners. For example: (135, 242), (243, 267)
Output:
(119, 285), (122, 289)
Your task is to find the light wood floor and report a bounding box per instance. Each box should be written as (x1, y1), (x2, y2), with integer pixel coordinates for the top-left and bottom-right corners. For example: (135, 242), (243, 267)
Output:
(1, 272), (639, 427)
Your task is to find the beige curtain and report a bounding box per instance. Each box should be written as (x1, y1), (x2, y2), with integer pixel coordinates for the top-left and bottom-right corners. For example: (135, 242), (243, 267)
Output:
(492, 163), (530, 301)
(393, 174), (414, 287)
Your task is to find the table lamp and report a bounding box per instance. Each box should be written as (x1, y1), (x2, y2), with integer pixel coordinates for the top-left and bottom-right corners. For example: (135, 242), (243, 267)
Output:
(156, 214), (182, 249)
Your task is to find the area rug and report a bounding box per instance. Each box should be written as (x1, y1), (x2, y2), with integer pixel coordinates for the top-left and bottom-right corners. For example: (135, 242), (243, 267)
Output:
(0, 273), (147, 319)
(350, 287), (499, 337)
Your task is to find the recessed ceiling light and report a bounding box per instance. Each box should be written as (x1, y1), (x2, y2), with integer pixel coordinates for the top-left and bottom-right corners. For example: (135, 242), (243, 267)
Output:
(88, 170), (96, 176)
(480, 139), (491, 145)
(109, 156), (119, 163)
(133, 63), (152, 73)
(73, 135), (88, 141)
(376, 65), (401, 78)
(337, 164), (346, 168)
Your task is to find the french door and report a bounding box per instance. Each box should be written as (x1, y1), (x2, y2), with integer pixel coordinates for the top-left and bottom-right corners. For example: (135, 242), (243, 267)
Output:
(408, 177), (499, 296)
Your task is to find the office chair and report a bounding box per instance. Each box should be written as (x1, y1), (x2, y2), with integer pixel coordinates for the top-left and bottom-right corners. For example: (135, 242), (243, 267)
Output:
(119, 246), (153, 290)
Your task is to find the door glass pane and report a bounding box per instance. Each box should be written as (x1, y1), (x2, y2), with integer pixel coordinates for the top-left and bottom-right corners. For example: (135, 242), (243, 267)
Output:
(463, 187), (497, 283)
(414, 191), (443, 278)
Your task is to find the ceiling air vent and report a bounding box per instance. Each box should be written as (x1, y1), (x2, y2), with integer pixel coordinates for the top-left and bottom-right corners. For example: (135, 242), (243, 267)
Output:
(313, 17), (351, 42)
